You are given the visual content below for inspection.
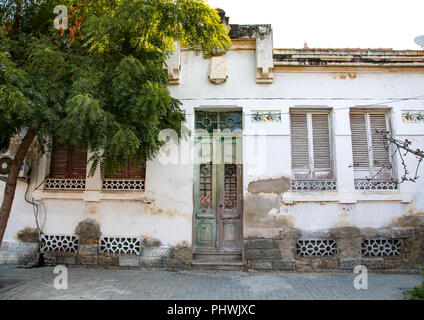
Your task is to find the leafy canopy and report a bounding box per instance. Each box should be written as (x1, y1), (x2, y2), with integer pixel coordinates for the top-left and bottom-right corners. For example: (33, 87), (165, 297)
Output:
(0, 0), (231, 176)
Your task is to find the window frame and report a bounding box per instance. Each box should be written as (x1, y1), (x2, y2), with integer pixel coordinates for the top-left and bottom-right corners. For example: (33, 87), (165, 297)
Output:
(349, 110), (393, 180)
(290, 109), (334, 180)
(49, 139), (88, 179)
(104, 159), (146, 180)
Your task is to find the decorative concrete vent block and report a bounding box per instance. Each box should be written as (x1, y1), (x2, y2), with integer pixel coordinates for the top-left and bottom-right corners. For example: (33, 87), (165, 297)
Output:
(102, 179), (145, 190)
(354, 180), (397, 190)
(296, 239), (338, 257)
(40, 234), (79, 253)
(362, 239), (402, 257)
(292, 180), (337, 191)
(99, 237), (140, 255)
(45, 178), (86, 190)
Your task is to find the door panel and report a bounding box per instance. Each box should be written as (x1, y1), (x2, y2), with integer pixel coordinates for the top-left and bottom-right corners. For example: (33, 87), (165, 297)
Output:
(217, 137), (242, 252)
(194, 135), (217, 251)
(194, 113), (243, 254)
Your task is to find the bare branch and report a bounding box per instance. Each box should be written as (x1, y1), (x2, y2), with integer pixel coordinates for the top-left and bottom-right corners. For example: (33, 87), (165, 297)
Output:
(377, 129), (424, 183)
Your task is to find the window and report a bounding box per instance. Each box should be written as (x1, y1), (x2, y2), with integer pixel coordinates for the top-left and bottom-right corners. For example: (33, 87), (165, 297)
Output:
(104, 160), (146, 180)
(290, 111), (333, 180)
(45, 139), (87, 190)
(49, 140), (87, 179)
(195, 111), (242, 133)
(350, 111), (392, 181)
(102, 160), (146, 190)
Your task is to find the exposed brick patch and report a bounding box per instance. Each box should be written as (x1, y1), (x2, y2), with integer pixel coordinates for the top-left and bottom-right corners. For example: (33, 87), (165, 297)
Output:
(245, 226), (424, 272)
(74, 219), (101, 245)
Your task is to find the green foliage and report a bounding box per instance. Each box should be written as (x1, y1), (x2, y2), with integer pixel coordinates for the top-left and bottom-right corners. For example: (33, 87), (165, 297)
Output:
(83, 0), (231, 58)
(0, 0), (230, 176)
(404, 266), (424, 300)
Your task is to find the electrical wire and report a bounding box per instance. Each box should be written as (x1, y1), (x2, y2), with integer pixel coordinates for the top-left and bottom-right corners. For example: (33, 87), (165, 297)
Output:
(23, 178), (42, 240)
(178, 94), (424, 115)
(22, 157), (47, 242)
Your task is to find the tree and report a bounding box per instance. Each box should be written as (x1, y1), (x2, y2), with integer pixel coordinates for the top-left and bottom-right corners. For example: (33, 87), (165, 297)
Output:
(0, 0), (231, 246)
(380, 131), (424, 183)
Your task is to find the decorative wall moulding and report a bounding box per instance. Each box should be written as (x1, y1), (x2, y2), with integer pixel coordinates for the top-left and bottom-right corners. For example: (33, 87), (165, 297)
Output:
(402, 110), (424, 123)
(251, 111), (281, 123)
(255, 27), (274, 84)
(208, 55), (228, 84)
(163, 43), (181, 85)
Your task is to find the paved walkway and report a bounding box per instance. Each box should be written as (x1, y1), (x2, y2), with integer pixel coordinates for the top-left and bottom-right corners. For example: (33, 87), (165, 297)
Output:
(0, 266), (421, 300)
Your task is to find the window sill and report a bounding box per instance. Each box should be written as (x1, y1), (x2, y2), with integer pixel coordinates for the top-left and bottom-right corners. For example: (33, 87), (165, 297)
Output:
(282, 190), (412, 204)
(33, 189), (154, 203)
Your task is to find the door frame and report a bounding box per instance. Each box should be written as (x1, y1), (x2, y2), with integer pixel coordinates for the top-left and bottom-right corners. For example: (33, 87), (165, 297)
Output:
(192, 108), (243, 255)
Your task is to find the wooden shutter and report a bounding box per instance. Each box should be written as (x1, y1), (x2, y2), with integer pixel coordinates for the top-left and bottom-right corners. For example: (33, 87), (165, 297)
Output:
(69, 147), (88, 178)
(50, 139), (87, 179)
(350, 113), (370, 170)
(290, 113), (309, 171)
(105, 160), (146, 179)
(369, 114), (390, 170)
(312, 114), (331, 171)
(50, 141), (70, 178)
(126, 160), (146, 179)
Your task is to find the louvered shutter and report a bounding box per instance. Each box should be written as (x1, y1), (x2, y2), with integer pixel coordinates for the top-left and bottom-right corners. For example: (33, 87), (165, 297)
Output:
(70, 147), (87, 178)
(50, 141), (70, 178)
(127, 161), (146, 179)
(290, 113), (309, 171)
(105, 160), (145, 179)
(350, 113), (370, 170)
(50, 139), (87, 179)
(312, 114), (331, 172)
(105, 161), (126, 179)
(369, 114), (390, 170)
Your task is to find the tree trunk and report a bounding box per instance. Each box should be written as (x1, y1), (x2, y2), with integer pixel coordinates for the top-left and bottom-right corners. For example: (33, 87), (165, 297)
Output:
(0, 128), (37, 247)
(12, 0), (22, 36)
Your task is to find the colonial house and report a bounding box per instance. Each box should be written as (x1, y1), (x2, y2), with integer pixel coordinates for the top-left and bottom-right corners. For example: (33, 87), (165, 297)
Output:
(1, 13), (424, 271)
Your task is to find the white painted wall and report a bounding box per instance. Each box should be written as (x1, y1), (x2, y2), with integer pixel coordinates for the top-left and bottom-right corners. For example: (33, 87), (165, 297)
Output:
(1, 48), (424, 245)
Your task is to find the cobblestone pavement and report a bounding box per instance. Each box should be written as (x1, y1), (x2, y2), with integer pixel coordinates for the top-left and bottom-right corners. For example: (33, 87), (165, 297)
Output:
(0, 266), (421, 300)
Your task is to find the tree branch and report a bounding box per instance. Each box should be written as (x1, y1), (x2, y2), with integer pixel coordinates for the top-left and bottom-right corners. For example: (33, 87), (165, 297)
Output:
(378, 129), (424, 183)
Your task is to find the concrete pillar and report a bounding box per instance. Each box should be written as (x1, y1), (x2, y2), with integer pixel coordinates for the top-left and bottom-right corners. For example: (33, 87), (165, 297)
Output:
(333, 107), (356, 203)
(84, 151), (101, 202)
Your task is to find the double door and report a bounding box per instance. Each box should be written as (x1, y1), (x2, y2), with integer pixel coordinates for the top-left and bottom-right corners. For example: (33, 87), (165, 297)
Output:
(194, 133), (242, 253)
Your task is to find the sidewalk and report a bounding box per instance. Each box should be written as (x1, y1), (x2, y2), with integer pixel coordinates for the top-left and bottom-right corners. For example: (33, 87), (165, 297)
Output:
(0, 266), (421, 300)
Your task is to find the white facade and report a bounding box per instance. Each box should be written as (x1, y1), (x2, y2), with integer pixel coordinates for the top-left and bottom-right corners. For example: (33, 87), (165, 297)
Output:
(1, 25), (424, 270)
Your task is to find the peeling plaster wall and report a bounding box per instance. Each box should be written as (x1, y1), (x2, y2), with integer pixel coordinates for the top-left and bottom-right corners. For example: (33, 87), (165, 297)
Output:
(0, 181), (39, 242)
(171, 50), (424, 101)
(1, 156), (193, 247)
(1, 47), (424, 259)
(170, 50), (424, 237)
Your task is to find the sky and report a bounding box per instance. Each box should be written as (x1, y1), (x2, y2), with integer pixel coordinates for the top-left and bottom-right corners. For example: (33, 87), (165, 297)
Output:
(206, 0), (424, 50)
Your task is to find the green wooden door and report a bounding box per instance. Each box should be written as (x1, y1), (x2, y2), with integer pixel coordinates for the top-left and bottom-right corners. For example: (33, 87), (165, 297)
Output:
(194, 111), (243, 253)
